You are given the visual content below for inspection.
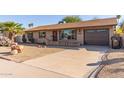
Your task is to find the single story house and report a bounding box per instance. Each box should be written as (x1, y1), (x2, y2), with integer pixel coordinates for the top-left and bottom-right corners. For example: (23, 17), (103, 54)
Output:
(24, 18), (117, 47)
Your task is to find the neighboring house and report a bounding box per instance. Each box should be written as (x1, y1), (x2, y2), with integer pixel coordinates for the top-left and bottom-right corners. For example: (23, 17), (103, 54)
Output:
(24, 18), (117, 47)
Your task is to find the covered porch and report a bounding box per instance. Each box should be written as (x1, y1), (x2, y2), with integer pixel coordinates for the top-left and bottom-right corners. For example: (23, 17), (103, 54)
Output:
(25, 28), (82, 47)
(47, 28), (81, 47)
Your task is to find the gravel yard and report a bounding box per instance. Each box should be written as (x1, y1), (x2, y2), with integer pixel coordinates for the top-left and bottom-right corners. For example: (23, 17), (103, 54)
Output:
(0, 44), (65, 62)
(98, 49), (124, 78)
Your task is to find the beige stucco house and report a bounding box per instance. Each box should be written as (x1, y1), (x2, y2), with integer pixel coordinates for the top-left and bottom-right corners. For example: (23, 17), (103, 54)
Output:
(24, 18), (117, 47)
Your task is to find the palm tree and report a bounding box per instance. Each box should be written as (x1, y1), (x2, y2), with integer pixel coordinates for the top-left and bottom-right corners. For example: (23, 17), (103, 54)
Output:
(92, 17), (98, 20)
(2, 22), (24, 41)
(28, 23), (33, 28)
(0, 22), (4, 31)
(61, 16), (82, 23)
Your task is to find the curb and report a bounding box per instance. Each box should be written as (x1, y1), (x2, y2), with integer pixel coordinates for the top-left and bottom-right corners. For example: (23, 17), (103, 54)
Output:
(88, 50), (109, 78)
(0, 56), (11, 61)
(88, 64), (105, 78)
(0, 56), (22, 63)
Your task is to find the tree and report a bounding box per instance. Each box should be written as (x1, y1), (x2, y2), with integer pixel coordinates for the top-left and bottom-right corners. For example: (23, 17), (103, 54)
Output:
(91, 16), (98, 20)
(116, 26), (123, 35)
(62, 16), (82, 23)
(118, 20), (124, 33)
(1, 22), (24, 41)
(0, 23), (5, 32)
(28, 23), (33, 28)
(116, 18), (124, 35)
(116, 15), (121, 23)
(58, 21), (64, 24)
(116, 15), (121, 19)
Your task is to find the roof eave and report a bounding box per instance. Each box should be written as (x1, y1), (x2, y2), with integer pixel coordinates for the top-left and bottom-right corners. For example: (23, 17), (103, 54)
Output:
(25, 24), (117, 32)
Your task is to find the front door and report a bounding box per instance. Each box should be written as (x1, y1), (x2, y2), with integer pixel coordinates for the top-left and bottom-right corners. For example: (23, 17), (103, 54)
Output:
(27, 32), (34, 42)
(53, 31), (58, 41)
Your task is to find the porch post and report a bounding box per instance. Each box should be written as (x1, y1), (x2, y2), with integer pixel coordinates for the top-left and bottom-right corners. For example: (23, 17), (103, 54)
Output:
(25, 33), (29, 42)
(57, 30), (60, 41)
(77, 28), (83, 46)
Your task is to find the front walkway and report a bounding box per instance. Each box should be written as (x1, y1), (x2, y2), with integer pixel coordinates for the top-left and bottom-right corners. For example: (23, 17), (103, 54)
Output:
(23, 46), (108, 77)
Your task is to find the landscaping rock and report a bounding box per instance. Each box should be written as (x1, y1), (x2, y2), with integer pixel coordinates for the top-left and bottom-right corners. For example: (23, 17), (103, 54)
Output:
(11, 43), (24, 53)
(16, 45), (24, 53)
(11, 50), (18, 55)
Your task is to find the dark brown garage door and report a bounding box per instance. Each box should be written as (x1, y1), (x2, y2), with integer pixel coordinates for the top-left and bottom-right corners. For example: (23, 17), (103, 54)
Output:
(84, 29), (109, 46)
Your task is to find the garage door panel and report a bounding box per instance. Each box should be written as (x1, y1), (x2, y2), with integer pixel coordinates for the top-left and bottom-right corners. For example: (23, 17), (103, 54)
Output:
(84, 29), (109, 46)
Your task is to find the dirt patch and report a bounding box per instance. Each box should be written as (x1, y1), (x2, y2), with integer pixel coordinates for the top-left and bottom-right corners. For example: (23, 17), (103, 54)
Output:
(0, 44), (65, 62)
(98, 49), (124, 78)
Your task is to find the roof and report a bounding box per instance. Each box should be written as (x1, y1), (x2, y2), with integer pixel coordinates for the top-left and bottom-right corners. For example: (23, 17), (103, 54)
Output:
(25, 18), (117, 32)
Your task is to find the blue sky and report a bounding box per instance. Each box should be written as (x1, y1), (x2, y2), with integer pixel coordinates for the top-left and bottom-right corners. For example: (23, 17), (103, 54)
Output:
(0, 15), (123, 28)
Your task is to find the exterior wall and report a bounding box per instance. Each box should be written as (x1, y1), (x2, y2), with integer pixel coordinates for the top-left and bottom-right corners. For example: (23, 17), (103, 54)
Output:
(46, 31), (53, 40)
(15, 35), (23, 43)
(76, 28), (84, 45)
(57, 30), (60, 40)
(33, 32), (39, 42)
(25, 25), (115, 47)
(25, 34), (29, 42)
(120, 34), (124, 47)
(81, 26), (115, 47)
(32, 31), (53, 43)
(109, 26), (115, 47)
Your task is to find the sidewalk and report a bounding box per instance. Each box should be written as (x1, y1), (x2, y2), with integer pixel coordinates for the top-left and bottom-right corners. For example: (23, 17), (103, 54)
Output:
(0, 58), (68, 78)
(0, 47), (15, 61)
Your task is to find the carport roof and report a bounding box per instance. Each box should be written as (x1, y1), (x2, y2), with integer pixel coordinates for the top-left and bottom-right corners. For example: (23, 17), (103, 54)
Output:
(25, 17), (117, 32)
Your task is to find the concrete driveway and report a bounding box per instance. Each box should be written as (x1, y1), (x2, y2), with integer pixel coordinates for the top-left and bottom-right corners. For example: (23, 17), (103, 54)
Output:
(23, 46), (108, 77)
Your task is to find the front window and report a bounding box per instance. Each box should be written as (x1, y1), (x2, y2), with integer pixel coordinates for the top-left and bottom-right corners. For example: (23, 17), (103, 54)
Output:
(59, 29), (77, 40)
(27, 32), (33, 39)
(39, 31), (46, 38)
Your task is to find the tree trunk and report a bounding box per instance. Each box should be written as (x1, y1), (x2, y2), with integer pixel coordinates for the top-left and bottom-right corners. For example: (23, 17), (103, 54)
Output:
(9, 32), (15, 42)
(8, 32), (12, 40)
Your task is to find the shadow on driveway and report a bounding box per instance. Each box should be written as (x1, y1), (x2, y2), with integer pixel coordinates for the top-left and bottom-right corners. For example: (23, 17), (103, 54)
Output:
(20, 43), (80, 50)
(0, 52), (11, 56)
(87, 58), (124, 66)
(81, 45), (108, 53)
